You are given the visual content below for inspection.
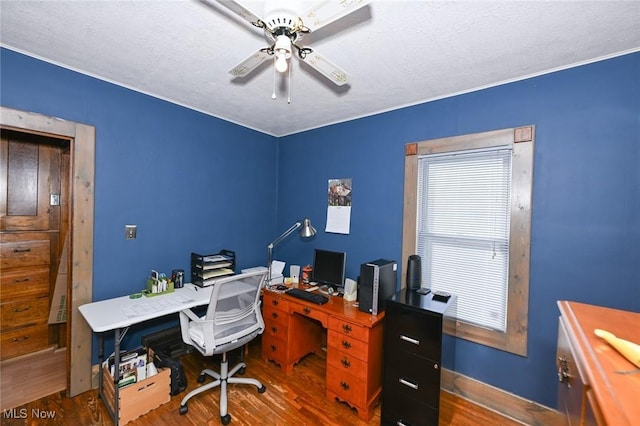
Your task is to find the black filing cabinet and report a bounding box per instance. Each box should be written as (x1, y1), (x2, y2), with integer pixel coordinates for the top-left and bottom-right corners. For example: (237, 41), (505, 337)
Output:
(381, 289), (456, 426)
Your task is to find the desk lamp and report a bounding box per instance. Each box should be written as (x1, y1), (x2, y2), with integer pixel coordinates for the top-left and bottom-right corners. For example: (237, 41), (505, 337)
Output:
(267, 218), (317, 284)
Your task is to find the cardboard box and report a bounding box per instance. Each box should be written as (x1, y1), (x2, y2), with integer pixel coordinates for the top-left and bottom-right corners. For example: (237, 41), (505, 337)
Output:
(102, 365), (170, 425)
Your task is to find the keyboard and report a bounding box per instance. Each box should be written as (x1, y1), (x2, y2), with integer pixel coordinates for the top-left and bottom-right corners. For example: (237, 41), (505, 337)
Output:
(286, 288), (329, 305)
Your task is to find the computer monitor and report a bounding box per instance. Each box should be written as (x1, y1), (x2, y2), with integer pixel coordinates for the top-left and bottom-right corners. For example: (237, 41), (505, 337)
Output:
(312, 249), (346, 290)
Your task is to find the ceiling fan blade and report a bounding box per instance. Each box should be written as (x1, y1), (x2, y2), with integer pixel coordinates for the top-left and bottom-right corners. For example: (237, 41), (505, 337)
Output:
(215, 0), (264, 28)
(300, 50), (350, 86)
(229, 49), (271, 78)
(302, 0), (370, 32)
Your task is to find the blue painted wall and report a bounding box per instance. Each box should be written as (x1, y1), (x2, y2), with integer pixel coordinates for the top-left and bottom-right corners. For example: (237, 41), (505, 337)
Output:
(276, 52), (640, 408)
(2, 47), (638, 409)
(1, 48), (278, 357)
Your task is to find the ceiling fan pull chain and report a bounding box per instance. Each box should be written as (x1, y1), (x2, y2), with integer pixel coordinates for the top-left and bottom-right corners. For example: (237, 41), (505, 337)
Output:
(287, 63), (292, 104)
(272, 61), (277, 100)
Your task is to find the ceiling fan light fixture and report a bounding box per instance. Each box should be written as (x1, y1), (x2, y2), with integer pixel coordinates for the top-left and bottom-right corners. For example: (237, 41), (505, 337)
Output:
(274, 54), (288, 73)
(273, 34), (292, 73)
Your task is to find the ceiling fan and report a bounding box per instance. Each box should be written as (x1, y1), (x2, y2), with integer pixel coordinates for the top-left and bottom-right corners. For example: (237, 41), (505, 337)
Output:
(216, 0), (370, 88)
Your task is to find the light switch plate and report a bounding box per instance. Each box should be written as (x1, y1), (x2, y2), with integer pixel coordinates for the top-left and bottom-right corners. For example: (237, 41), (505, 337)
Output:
(125, 225), (137, 239)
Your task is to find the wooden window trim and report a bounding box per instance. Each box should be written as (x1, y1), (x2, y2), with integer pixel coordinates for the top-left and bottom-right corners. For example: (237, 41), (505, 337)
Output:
(402, 126), (534, 356)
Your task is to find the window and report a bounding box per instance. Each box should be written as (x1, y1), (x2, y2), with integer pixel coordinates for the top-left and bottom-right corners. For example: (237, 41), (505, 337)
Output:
(402, 126), (534, 356)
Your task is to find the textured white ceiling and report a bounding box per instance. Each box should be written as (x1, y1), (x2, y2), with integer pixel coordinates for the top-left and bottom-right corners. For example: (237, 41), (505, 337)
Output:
(1, 0), (639, 136)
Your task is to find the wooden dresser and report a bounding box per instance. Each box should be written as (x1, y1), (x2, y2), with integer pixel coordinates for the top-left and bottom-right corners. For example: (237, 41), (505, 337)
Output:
(262, 290), (384, 421)
(556, 301), (640, 426)
(0, 232), (52, 360)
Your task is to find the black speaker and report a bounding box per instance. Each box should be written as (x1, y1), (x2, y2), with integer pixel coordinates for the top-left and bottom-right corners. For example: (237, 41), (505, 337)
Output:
(406, 254), (422, 290)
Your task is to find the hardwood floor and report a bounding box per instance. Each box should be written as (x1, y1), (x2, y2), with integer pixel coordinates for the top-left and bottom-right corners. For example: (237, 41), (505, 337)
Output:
(2, 337), (522, 425)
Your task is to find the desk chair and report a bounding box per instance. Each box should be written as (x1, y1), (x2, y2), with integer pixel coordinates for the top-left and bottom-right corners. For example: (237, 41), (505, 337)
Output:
(178, 271), (267, 425)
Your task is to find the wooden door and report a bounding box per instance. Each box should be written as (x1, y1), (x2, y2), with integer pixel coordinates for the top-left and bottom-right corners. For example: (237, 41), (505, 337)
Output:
(1, 130), (62, 232)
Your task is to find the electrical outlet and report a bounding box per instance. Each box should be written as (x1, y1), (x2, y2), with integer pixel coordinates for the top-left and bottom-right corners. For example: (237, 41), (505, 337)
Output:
(125, 225), (137, 240)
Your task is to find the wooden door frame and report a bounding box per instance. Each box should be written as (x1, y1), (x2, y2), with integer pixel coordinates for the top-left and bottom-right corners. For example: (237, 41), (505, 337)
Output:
(1, 106), (94, 397)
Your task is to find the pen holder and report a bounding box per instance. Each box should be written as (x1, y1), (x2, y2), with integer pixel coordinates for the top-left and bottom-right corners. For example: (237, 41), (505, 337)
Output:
(144, 276), (174, 297)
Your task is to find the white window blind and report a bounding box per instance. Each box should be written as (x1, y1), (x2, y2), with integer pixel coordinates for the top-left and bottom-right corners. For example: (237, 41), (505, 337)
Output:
(417, 147), (512, 331)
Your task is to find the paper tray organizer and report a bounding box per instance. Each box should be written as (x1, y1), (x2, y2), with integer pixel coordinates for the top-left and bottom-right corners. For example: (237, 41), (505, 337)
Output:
(190, 249), (236, 287)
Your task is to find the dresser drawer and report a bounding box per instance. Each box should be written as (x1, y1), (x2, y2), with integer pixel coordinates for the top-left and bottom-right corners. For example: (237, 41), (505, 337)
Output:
(1, 239), (50, 269)
(1, 323), (49, 360)
(381, 391), (438, 426)
(383, 350), (441, 409)
(1, 296), (49, 330)
(385, 302), (442, 361)
(327, 347), (367, 379)
(0, 265), (50, 301)
(290, 302), (328, 325)
(326, 368), (366, 408)
(327, 329), (368, 362)
(328, 316), (368, 343)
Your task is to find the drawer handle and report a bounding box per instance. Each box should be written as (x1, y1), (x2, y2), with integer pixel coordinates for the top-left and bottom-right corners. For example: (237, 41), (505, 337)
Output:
(342, 324), (352, 333)
(303, 307), (311, 315)
(13, 306), (31, 313)
(13, 277), (31, 283)
(13, 248), (32, 253)
(271, 312), (278, 319)
(434, 363), (439, 370)
(270, 326), (278, 333)
(340, 381), (350, 391)
(396, 421), (409, 426)
(400, 335), (420, 345)
(272, 299), (279, 306)
(399, 378), (419, 390)
(558, 356), (570, 384)
(341, 358), (351, 368)
(341, 340), (352, 349)
(12, 335), (30, 342)
(270, 345), (277, 352)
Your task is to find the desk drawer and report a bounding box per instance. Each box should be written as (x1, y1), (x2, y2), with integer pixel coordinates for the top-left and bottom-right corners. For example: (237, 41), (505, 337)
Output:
(1, 239), (50, 269)
(327, 329), (368, 362)
(328, 316), (368, 343)
(0, 266), (50, 301)
(326, 368), (366, 407)
(263, 303), (289, 327)
(327, 347), (367, 379)
(1, 323), (49, 360)
(262, 334), (288, 365)
(264, 319), (289, 340)
(290, 303), (328, 325)
(1, 296), (49, 330)
(263, 292), (289, 311)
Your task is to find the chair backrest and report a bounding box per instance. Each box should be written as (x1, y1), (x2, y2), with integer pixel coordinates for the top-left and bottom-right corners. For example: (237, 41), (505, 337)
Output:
(203, 270), (267, 349)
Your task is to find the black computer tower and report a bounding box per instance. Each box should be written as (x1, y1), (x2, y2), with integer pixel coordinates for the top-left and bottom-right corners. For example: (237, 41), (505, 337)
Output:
(358, 259), (397, 315)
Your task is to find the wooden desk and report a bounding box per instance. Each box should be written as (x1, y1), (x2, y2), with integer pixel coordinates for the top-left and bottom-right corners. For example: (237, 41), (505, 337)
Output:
(556, 301), (640, 426)
(262, 289), (385, 421)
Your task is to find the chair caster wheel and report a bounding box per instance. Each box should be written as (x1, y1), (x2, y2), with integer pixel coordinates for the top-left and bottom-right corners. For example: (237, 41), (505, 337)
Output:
(179, 405), (188, 415)
(197, 374), (206, 383)
(221, 414), (231, 425)
(258, 385), (267, 393)
(238, 366), (246, 375)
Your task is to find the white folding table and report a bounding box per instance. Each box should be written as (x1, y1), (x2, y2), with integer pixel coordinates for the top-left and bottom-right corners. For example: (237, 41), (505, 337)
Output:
(79, 282), (254, 425)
